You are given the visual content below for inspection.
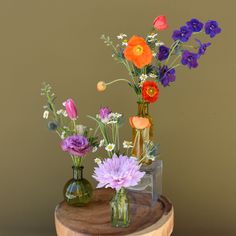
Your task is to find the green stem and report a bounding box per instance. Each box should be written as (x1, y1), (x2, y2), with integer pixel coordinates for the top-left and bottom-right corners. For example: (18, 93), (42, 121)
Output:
(105, 78), (130, 86)
(169, 55), (181, 68)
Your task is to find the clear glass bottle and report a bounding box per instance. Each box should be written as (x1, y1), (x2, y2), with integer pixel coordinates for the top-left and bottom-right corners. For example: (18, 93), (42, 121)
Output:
(132, 102), (154, 165)
(63, 166), (93, 206)
(110, 188), (130, 227)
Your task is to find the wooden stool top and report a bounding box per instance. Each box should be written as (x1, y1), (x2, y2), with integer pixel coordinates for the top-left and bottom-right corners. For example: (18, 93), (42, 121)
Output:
(55, 188), (173, 236)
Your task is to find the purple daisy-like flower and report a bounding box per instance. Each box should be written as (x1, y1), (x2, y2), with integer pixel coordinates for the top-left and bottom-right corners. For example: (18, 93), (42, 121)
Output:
(186, 18), (203, 32)
(172, 26), (192, 42)
(157, 45), (170, 61)
(181, 50), (199, 69)
(61, 135), (91, 157)
(195, 39), (211, 56)
(93, 155), (145, 191)
(99, 107), (111, 123)
(205, 20), (221, 38)
(158, 65), (176, 87)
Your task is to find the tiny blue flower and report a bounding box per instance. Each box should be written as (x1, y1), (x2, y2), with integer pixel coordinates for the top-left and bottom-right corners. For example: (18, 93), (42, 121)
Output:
(205, 20), (221, 38)
(186, 18), (204, 32)
(172, 26), (193, 42)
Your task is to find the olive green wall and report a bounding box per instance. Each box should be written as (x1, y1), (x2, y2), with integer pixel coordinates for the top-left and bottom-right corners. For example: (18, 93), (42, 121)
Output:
(0, 0), (234, 235)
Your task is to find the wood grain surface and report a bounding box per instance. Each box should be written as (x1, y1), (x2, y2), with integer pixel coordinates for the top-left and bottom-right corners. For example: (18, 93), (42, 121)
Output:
(55, 188), (173, 236)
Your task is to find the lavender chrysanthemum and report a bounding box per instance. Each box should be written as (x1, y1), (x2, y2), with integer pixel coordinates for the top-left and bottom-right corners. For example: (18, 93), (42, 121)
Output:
(93, 155), (145, 191)
(99, 107), (111, 123)
(61, 135), (91, 156)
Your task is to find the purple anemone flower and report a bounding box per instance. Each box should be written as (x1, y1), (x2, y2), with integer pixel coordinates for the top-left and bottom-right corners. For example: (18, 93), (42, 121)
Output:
(205, 20), (221, 38)
(172, 26), (192, 42)
(99, 107), (111, 123)
(158, 65), (176, 87)
(181, 50), (199, 69)
(186, 18), (203, 32)
(157, 45), (170, 61)
(195, 39), (211, 56)
(93, 155), (145, 191)
(61, 135), (91, 157)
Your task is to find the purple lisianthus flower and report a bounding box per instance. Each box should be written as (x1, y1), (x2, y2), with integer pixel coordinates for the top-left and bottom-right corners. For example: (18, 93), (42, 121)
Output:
(99, 107), (111, 123)
(195, 39), (211, 55)
(205, 20), (221, 38)
(61, 135), (91, 156)
(158, 65), (176, 87)
(172, 26), (192, 42)
(181, 50), (199, 69)
(93, 155), (145, 191)
(157, 45), (170, 61)
(186, 18), (203, 32)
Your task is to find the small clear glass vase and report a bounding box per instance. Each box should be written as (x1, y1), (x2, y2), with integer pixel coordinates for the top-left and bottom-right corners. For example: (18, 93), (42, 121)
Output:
(110, 188), (130, 227)
(63, 166), (93, 207)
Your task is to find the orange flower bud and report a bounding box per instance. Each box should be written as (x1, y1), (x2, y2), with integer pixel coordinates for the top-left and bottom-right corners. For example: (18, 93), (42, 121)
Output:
(129, 116), (151, 130)
(97, 81), (107, 92)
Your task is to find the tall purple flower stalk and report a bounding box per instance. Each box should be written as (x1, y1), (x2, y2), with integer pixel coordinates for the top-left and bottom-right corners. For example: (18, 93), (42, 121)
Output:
(93, 155), (145, 191)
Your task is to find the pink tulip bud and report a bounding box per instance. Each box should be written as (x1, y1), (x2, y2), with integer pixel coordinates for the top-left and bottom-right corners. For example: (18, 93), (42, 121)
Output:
(65, 98), (77, 120)
(153, 15), (168, 31)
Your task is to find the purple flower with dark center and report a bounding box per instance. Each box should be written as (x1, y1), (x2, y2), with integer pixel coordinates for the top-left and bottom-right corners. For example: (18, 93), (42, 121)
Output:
(158, 65), (176, 87)
(93, 155), (145, 191)
(157, 45), (170, 61)
(205, 20), (221, 38)
(61, 135), (91, 156)
(99, 107), (111, 123)
(172, 26), (193, 42)
(181, 50), (199, 69)
(195, 39), (211, 55)
(186, 18), (203, 32)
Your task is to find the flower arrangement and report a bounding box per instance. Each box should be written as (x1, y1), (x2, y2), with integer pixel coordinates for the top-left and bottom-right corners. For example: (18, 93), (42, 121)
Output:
(97, 16), (221, 104)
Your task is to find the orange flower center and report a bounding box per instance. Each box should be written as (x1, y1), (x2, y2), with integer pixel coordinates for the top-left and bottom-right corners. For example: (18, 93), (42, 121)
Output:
(147, 87), (157, 97)
(133, 45), (144, 56)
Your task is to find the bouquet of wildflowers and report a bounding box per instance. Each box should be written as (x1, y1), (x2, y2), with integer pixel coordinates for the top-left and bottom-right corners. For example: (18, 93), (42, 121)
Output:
(41, 83), (98, 167)
(97, 16), (221, 104)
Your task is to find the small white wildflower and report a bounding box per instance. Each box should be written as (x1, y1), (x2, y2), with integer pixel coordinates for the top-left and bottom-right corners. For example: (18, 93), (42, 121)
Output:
(122, 41), (128, 46)
(99, 139), (105, 147)
(92, 146), (98, 153)
(62, 110), (68, 117)
(112, 54), (115, 57)
(123, 141), (133, 149)
(155, 41), (164, 47)
(43, 110), (49, 119)
(139, 74), (148, 81)
(149, 73), (157, 78)
(152, 52), (157, 57)
(60, 131), (66, 139)
(56, 109), (63, 115)
(147, 33), (158, 39)
(62, 101), (66, 106)
(94, 158), (102, 164)
(113, 112), (122, 118)
(105, 143), (115, 152)
(139, 81), (144, 88)
(117, 33), (127, 39)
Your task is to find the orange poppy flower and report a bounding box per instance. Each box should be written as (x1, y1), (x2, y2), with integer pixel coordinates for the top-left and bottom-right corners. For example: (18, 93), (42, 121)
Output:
(124, 36), (152, 68)
(129, 116), (151, 130)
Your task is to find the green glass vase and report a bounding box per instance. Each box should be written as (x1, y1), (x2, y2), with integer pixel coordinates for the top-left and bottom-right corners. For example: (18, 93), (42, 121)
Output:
(110, 188), (130, 227)
(63, 166), (93, 207)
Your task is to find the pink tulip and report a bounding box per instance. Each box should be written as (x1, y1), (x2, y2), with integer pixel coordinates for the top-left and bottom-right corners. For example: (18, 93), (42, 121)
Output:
(65, 98), (77, 120)
(153, 15), (168, 30)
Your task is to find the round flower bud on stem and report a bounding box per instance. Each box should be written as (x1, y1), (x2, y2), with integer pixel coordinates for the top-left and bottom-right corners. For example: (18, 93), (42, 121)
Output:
(97, 81), (107, 92)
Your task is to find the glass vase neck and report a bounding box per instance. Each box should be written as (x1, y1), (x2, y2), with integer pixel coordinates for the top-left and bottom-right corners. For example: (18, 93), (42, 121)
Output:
(72, 166), (84, 180)
(137, 102), (150, 116)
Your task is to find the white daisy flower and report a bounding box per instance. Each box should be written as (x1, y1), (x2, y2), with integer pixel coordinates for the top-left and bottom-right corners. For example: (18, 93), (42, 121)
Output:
(43, 110), (49, 119)
(60, 131), (66, 139)
(92, 146), (98, 153)
(123, 141), (133, 149)
(149, 73), (157, 78)
(99, 139), (105, 147)
(139, 74), (148, 81)
(94, 158), (102, 164)
(105, 143), (115, 152)
(117, 33), (127, 39)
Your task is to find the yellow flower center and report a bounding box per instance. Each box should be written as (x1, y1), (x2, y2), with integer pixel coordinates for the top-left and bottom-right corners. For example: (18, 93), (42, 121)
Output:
(147, 87), (157, 97)
(133, 45), (144, 56)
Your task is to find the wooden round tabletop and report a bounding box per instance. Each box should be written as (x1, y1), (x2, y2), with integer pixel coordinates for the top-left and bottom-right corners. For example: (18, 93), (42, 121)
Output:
(55, 188), (174, 236)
